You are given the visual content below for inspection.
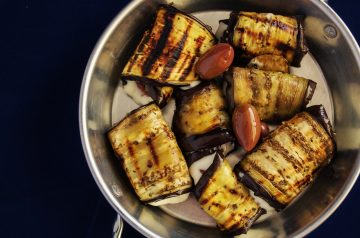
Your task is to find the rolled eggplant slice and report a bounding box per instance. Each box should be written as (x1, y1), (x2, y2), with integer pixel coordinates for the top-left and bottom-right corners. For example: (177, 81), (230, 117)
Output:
(107, 103), (192, 205)
(195, 154), (265, 235)
(224, 67), (316, 122)
(173, 82), (230, 136)
(235, 105), (336, 209)
(224, 11), (308, 66)
(247, 55), (290, 73)
(121, 5), (216, 86)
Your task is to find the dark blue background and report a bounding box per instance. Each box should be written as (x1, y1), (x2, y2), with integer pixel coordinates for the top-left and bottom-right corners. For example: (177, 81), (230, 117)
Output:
(1, 0), (359, 237)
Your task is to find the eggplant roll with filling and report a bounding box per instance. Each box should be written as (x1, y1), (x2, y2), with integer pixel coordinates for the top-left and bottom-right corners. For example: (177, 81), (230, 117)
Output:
(223, 11), (308, 66)
(234, 105), (336, 209)
(224, 67), (316, 122)
(121, 5), (216, 86)
(195, 154), (265, 235)
(107, 103), (192, 205)
(173, 82), (235, 161)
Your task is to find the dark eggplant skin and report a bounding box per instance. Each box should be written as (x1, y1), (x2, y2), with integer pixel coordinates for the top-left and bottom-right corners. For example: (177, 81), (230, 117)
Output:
(177, 128), (235, 153)
(223, 11), (308, 67)
(234, 104), (336, 209)
(194, 153), (222, 199)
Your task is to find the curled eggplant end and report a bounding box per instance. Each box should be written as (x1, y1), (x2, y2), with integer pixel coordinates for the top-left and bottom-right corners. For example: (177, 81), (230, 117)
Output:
(234, 164), (286, 211)
(303, 80), (317, 107)
(146, 189), (191, 206)
(293, 17), (309, 67)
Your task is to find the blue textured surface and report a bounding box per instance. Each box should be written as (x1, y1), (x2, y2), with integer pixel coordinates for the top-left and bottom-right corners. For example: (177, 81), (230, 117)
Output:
(0, 0), (359, 237)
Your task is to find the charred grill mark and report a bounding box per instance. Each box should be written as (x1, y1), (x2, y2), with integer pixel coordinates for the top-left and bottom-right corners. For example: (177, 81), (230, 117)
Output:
(126, 141), (143, 180)
(246, 159), (288, 195)
(147, 137), (159, 165)
(274, 78), (283, 118)
(248, 70), (258, 105)
(127, 31), (151, 73)
(263, 154), (291, 190)
(179, 36), (205, 81)
(142, 11), (175, 76)
(267, 139), (304, 173)
(264, 72), (272, 106)
(160, 20), (193, 81)
(241, 13), (296, 31)
(301, 113), (334, 160)
(282, 125), (318, 166)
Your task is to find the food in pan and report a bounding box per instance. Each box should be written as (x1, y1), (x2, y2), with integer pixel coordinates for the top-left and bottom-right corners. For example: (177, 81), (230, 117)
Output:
(108, 4), (338, 234)
(121, 5), (216, 86)
(247, 55), (290, 73)
(234, 105), (336, 209)
(223, 11), (308, 66)
(224, 67), (317, 121)
(107, 103), (192, 206)
(194, 154), (265, 235)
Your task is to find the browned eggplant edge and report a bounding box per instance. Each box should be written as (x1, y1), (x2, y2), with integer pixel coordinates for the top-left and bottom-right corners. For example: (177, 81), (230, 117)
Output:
(144, 187), (192, 204)
(305, 104), (337, 164)
(233, 163), (286, 211)
(223, 207), (266, 236)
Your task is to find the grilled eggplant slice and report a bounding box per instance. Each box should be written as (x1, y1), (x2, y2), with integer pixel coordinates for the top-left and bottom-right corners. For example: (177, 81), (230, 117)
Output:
(195, 154), (265, 235)
(247, 55), (290, 73)
(224, 67), (316, 121)
(224, 11), (308, 66)
(234, 105), (336, 209)
(174, 82), (230, 136)
(107, 103), (192, 205)
(121, 5), (216, 86)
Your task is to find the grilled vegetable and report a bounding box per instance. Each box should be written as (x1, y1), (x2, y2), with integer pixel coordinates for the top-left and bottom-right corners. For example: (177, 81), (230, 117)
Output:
(174, 82), (230, 136)
(121, 5), (216, 86)
(195, 154), (265, 235)
(247, 55), (289, 73)
(224, 67), (317, 122)
(223, 11), (308, 66)
(107, 103), (192, 205)
(234, 105), (336, 209)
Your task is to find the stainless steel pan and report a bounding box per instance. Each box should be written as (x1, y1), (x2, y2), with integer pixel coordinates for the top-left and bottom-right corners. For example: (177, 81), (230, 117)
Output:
(79, 0), (360, 237)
